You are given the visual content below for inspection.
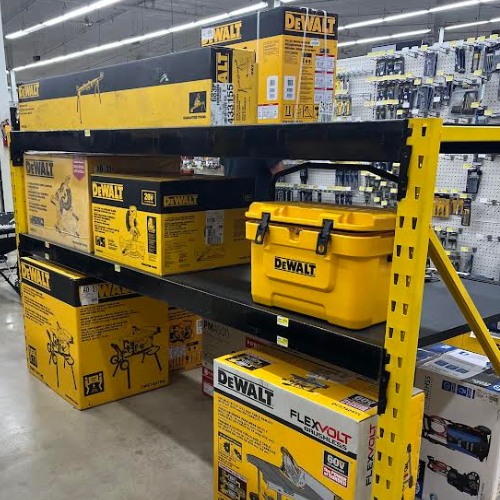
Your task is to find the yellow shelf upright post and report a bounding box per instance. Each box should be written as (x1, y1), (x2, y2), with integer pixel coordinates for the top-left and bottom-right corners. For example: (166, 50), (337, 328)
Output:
(372, 118), (443, 500)
(8, 129), (28, 243)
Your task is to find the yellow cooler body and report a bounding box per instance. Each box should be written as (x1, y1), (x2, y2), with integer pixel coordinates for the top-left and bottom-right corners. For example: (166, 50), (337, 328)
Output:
(246, 202), (397, 329)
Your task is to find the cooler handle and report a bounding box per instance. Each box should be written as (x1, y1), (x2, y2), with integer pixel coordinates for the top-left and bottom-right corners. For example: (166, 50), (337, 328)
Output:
(316, 219), (333, 256)
(254, 212), (271, 245)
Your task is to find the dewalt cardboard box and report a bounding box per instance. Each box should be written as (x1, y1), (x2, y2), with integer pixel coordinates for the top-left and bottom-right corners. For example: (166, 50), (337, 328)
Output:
(91, 173), (254, 275)
(25, 153), (180, 253)
(168, 306), (203, 375)
(21, 257), (170, 409)
(201, 6), (338, 123)
(18, 47), (257, 131)
(214, 346), (424, 500)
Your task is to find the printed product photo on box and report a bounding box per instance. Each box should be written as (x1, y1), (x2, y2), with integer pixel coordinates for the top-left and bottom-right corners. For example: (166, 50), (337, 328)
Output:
(18, 47), (257, 130)
(168, 306), (203, 375)
(415, 344), (500, 500)
(201, 6), (338, 123)
(214, 345), (424, 500)
(201, 318), (268, 397)
(24, 153), (180, 252)
(92, 173), (254, 275)
(21, 256), (170, 409)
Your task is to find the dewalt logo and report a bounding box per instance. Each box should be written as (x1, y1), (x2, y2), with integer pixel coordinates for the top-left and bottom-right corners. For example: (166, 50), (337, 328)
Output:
(19, 82), (40, 99)
(25, 160), (54, 178)
(201, 21), (242, 46)
(92, 182), (124, 202)
(275, 256), (316, 277)
(21, 263), (51, 290)
(163, 194), (198, 208)
(284, 12), (336, 36)
(216, 51), (232, 83)
(97, 283), (135, 299)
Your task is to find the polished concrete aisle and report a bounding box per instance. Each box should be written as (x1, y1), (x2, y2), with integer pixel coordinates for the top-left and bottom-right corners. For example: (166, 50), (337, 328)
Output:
(0, 281), (213, 500)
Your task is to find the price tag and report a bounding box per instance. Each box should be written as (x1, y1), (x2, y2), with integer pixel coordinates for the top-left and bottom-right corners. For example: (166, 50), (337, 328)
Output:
(397, 109), (405, 116)
(446, 227), (454, 232)
(435, 226), (442, 231)
(367, 187), (374, 193)
(450, 41), (458, 47)
(390, 188), (398, 194)
(463, 163), (472, 169)
(393, 163), (401, 167)
(437, 70), (445, 76)
(277, 316), (289, 328)
(441, 189), (449, 194)
(84, 130), (91, 137)
(114, 264), (121, 272)
(460, 246), (470, 252)
(445, 251), (451, 256)
(374, 196), (381, 203)
(277, 335), (289, 347)
(485, 110), (493, 116)
(471, 102), (480, 109)
(425, 77), (434, 84)
(414, 78), (422, 86)
(451, 189), (459, 194)
(474, 70), (483, 76)
(478, 36), (486, 42)
(446, 75), (454, 82)
(460, 194), (468, 199)
(421, 45), (428, 51)
(368, 51), (375, 57)
(359, 186), (366, 192)
(388, 49), (395, 54)
(381, 200), (388, 207)
(406, 72), (413, 78)
(79, 284), (99, 306)
(467, 37), (476, 43)
(380, 181), (387, 187)
(44, 241), (50, 249)
(491, 34), (499, 40)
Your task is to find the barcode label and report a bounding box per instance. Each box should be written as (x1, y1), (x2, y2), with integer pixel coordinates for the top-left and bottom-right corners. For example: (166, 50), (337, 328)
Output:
(206, 210), (225, 245)
(267, 76), (279, 101)
(211, 83), (234, 125)
(284, 76), (296, 101)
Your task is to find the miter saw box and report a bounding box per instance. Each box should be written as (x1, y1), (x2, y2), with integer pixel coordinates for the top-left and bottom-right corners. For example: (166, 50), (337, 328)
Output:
(214, 346), (424, 500)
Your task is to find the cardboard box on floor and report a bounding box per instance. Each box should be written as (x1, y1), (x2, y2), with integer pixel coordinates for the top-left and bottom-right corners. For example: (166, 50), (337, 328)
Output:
(214, 345), (424, 500)
(201, 318), (268, 397)
(169, 307), (203, 375)
(18, 46), (257, 130)
(21, 257), (170, 409)
(201, 6), (338, 123)
(24, 153), (180, 253)
(415, 344), (500, 500)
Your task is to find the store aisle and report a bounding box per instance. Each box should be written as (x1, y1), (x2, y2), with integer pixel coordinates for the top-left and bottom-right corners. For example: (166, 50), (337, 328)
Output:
(0, 281), (213, 500)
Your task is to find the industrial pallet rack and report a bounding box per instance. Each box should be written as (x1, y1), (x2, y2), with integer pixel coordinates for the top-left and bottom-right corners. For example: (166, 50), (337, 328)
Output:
(10, 119), (500, 500)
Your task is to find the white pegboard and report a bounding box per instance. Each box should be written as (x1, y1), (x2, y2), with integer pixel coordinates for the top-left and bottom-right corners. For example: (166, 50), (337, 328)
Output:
(281, 37), (500, 279)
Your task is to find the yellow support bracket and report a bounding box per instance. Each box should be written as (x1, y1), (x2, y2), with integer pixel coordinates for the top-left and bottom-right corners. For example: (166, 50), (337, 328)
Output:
(428, 228), (500, 374)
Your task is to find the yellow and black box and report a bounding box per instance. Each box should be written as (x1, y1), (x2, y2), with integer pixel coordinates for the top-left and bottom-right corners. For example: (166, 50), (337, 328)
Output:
(246, 202), (396, 329)
(201, 6), (338, 123)
(25, 153), (180, 253)
(168, 306), (203, 374)
(91, 173), (254, 275)
(21, 257), (170, 409)
(18, 46), (257, 131)
(214, 346), (424, 500)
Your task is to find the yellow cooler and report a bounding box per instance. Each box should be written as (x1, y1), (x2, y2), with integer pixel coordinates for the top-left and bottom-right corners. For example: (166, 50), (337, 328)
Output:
(246, 202), (397, 329)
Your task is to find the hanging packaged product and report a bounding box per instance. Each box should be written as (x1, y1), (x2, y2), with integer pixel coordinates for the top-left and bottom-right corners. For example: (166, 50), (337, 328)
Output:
(92, 173), (254, 275)
(246, 202), (396, 329)
(18, 46), (257, 131)
(21, 256), (170, 409)
(200, 6), (338, 123)
(214, 345), (424, 500)
(168, 306), (203, 375)
(24, 153), (180, 252)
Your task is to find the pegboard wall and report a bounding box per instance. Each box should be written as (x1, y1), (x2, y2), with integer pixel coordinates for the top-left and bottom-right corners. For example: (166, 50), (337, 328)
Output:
(281, 36), (500, 279)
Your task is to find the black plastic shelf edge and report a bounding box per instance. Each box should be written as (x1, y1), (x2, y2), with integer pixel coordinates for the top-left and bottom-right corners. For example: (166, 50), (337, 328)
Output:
(10, 121), (409, 164)
(19, 234), (386, 381)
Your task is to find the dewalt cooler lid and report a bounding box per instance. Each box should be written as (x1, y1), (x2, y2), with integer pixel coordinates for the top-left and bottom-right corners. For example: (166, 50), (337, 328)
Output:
(246, 202), (397, 232)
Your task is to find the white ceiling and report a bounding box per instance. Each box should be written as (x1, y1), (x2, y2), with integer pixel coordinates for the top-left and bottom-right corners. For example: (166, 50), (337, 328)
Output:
(3, 0), (500, 81)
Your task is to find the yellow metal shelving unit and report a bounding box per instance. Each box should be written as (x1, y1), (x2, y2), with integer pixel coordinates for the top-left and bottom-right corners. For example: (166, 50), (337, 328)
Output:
(10, 118), (500, 500)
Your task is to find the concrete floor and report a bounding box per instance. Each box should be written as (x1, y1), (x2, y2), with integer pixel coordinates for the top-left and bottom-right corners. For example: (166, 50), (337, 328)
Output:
(0, 279), (213, 500)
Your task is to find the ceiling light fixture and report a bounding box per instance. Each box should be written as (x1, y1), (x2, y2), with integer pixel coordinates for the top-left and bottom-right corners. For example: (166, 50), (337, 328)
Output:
(338, 28), (432, 48)
(6, 0), (125, 40)
(445, 19), (491, 29)
(338, 0), (498, 32)
(12, 2), (268, 72)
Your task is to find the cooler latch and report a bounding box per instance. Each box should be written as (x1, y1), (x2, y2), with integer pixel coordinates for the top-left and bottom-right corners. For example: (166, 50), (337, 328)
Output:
(316, 219), (334, 256)
(254, 212), (271, 245)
